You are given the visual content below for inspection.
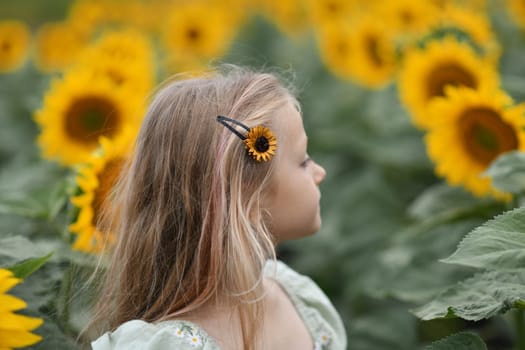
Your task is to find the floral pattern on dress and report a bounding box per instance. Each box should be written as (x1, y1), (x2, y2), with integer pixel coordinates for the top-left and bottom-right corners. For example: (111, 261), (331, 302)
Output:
(173, 324), (204, 348)
(313, 325), (333, 349)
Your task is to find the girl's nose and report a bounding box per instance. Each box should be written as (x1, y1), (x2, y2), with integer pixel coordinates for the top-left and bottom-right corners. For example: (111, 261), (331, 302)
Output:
(313, 161), (326, 185)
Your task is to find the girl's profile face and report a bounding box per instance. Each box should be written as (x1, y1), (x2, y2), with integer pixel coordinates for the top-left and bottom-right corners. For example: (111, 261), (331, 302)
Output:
(265, 101), (326, 242)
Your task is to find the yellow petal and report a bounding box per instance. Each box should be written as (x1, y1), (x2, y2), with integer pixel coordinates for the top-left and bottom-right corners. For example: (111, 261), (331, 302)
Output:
(0, 276), (19, 294)
(0, 329), (42, 348)
(0, 312), (43, 331)
(0, 269), (13, 280)
(0, 295), (26, 312)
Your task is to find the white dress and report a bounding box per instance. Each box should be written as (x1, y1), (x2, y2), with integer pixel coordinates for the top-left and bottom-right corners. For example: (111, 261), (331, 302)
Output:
(91, 260), (347, 350)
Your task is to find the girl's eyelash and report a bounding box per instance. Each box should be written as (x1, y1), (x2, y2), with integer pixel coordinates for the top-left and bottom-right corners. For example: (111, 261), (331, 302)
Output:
(301, 157), (311, 167)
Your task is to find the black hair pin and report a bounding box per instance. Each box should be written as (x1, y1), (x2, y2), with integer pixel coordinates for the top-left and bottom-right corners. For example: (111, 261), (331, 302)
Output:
(216, 115), (277, 162)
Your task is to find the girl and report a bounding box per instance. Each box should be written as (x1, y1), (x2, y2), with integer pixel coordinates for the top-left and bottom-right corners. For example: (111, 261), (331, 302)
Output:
(89, 66), (347, 350)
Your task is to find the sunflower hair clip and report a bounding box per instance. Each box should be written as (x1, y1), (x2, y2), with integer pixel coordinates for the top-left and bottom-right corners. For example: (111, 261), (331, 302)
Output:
(216, 115), (277, 162)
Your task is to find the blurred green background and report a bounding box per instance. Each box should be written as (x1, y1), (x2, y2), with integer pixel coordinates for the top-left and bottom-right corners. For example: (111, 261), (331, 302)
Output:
(1, 0), (525, 349)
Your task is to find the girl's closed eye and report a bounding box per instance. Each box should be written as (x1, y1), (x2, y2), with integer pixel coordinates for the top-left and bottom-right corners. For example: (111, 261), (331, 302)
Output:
(300, 156), (312, 168)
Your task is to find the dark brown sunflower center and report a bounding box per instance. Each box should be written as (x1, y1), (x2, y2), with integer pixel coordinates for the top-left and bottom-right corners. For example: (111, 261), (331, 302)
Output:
(187, 28), (201, 41)
(325, 1), (341, 14)
(400, 10), (414, 25)
(65, 96), (120, 146)
(426, 62), (477, 100)
(459, 107), (518, 166)
(366, 35), (383, 67)
(1, 40), (11, 52)
(255, 136), (270, 152)
(93, 158), (125, 224)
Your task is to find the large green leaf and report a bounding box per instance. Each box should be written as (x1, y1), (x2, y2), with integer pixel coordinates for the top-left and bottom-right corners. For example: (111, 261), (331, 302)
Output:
(442, 207), (525, 270)
(425, 332), (487, 350)
(485, 151), (525, 194)
(413, 270), (525, 321)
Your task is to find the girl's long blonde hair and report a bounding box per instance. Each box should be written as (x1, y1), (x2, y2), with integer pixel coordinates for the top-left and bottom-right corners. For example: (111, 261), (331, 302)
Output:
(88, 66), (298, 349)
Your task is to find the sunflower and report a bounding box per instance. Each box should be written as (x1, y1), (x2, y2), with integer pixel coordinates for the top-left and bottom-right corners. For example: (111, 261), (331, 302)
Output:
(86, 29), (155, 69)
(67, 0), (109, 37)
(70, 57), (154, 97)
(398, 36), (499, 129)
(315, 21), (356, 80)
(70, 135), (133, 253)
(162, 2), (238, 70)
(33, 21), (87, 72)
(0, 269), (43, 349)
(34, 69), (144, 166)
(307, 0), (360, 26)
(210, 0), (254, 27)
(435, 4), (500, 62)
(430, 0), (487, 11)
(507, 0), (525, 30)
(259, 0), (309, 38)
(118, 1), (169, 33)
(346, 16), (398, 88)
(73, 29), (155, 95)
(425, 86), (525, 198)
(0, 20), (31, 73)
(244, 126), (277, 162)
(375, 0), (440, 38)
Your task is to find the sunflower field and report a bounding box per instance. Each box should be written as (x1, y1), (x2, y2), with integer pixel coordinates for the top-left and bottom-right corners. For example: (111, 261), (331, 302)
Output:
(1, 0), (525, 349)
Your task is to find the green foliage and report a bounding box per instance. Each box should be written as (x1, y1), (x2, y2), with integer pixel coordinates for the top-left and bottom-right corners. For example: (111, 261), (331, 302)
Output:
(8, 253), (54, 279)
(443, 207), (525, 270)
(0, 236), (48, 266)
(425, 332), (487, 350)
(346, 306), (418, 350)
(413, 208), (525, 323)
(409, 207), (525, 350)
(485, 151), (525, 194)
(2, 1), (525, 349)
(414, 269), (525, 321)
(417, 27), (483, 55)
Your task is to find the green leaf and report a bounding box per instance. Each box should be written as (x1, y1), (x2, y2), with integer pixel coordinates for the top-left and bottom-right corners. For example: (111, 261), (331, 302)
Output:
(485, 151), (525, 193)
(407, 183), (499, 222)
(7, 252), (53, 279)
(0, 194), (48, 218)
(46, 175), (76, 220)
(442, 207), (525, 270)
(0, 159), (72, 220)
(413, 270), (525, 321)
(0, 235), (48, 266)
(425, 332), (487, 350)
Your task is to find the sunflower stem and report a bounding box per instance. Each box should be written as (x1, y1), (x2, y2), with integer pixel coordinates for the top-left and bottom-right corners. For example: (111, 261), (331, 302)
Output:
(61, 199), (76, 243)
(58, 264), (73, 336)
(517, 310), (525, 350)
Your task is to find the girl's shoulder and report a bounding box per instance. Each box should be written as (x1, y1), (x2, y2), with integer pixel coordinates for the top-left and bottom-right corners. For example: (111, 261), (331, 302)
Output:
(91, 319), (220, 350)
(264, 259), (347, 350)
